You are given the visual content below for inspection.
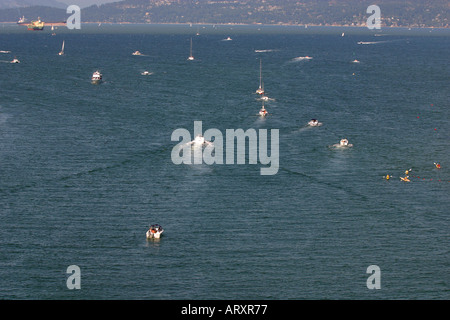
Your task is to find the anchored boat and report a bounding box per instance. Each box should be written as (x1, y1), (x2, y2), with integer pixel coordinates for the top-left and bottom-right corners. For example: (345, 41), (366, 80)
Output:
(146, 224), (164, 239)
(27, 18), (44, 31)
(91, 70), (102, 84)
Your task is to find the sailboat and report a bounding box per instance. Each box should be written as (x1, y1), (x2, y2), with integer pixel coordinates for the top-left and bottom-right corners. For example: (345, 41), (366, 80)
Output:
(187, 38), (194, 61)
(58, 40), (64, 55)
(255, 58), (264, 95)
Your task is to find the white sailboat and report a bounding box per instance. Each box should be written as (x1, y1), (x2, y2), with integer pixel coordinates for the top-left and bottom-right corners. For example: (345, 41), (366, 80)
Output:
(188, 37), (194, 60)
(256, 58), (264, 95)
(58, 40), (64, 55)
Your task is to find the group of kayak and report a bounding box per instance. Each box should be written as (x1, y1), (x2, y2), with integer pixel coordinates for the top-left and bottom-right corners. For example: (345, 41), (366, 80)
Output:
(385, 164), (442, 182)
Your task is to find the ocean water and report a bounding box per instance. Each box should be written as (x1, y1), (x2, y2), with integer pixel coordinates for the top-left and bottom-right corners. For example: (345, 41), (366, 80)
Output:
(0, 24), (449, 300)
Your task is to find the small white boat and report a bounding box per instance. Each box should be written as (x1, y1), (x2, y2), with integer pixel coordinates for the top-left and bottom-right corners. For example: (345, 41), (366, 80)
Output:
(224, 36), (232, 41)
(58, 40), (65, 55)
(330, 138), (353, 148)
(10, 58), (20, 63)
(91, 70), (102, 84)
(352, 59), (360, 63)
(146, 224), (164, 239)
(340, 139), (351, 146)
(338, 138), (353, 147)
(259, 102), (268, 117)
(308, 119), (322, 127)
(132, 51), (142, 56)
(189, 134), (213, 147)
(141, 71), (152, 75)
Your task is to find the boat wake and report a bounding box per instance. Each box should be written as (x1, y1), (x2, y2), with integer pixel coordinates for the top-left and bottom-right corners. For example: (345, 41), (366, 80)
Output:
(289, 56), (313, 62)
(257, 96), (275, 102)
(0, 51), (11, 53)
(0, 112), (10, 125)
(292, 120), (323, 133)
(357, 41), (390, 45)
(255, 49), (279, 53)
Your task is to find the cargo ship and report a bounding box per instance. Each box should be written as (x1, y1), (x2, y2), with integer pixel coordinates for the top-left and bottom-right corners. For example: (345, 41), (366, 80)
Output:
(27, 18), (44, 31)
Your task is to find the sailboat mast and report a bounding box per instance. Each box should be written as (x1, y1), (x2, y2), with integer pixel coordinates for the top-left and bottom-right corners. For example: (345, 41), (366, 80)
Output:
(259, 58), (262, 88)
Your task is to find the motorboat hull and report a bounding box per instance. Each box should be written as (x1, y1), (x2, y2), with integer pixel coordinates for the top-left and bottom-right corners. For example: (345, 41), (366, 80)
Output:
(146, 230), (163, 239)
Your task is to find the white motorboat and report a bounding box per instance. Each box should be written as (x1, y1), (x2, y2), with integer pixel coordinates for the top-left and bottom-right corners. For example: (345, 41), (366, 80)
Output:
(146, 224), (164, 239)
(352, 59), (360, 63)
(336, 138), (353, 147)
(91, 70), (102, 84)
(330, 138), (353, 148)
(259, 102), (268, 117)
(308, 119), (322, 127)
(141, 71), (152, 75)
(10, 58), (20, 63)
(132, 51), (142, 55)
(189, 134), (212, 147)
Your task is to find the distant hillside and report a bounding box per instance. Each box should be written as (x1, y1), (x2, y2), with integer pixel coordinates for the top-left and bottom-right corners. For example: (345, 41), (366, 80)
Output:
(0, 0), (66, 10)
(0, 6), (66, 22)
(1, 0), (449, 28)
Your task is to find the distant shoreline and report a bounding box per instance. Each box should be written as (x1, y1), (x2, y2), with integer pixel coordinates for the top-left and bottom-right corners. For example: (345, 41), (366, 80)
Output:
(1, 21), (449, 29)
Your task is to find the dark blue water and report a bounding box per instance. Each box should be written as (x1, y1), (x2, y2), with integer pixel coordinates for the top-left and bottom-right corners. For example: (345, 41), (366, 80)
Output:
(0, 24), (449, 299)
